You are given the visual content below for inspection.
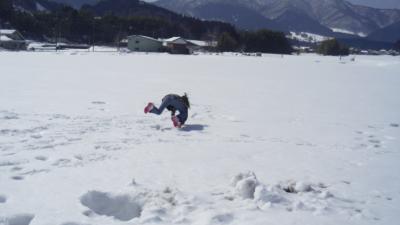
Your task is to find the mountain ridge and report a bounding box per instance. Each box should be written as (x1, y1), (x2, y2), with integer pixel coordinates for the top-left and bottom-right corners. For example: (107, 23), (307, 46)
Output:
(367, 21), (400, 42)
(155, 0), (400, 39)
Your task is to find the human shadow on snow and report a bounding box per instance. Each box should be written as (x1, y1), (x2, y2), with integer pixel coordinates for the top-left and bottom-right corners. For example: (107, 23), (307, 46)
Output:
(180, 124), (207, 132)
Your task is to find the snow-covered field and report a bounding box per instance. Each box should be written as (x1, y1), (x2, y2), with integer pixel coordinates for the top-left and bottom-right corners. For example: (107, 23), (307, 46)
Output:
(0, 51), (399, 225)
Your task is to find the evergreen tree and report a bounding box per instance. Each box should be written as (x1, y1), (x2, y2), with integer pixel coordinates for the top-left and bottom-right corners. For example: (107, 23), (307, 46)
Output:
(317, 39), (349, 56)
(217, 32), (239, 52)
(241, 29), (293, 54)
(0, 0), (13, 22)
(394, 39), (400, 51)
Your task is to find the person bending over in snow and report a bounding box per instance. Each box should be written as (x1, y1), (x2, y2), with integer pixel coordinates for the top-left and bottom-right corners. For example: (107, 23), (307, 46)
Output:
(144, 93), (190, 128)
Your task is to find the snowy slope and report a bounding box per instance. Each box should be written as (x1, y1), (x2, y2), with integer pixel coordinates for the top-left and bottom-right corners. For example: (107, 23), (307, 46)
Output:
(0, 51), (399, 225)
(330, 27), (367, 37)
(287, 31), (330, 43)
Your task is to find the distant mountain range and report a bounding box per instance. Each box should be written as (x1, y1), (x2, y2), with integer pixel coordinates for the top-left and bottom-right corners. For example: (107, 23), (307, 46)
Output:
(2, 0), (238, 42)
(80, 0), (177, 18)
(51, 0), (98, 8)
(155, 0), (400, 42)
(11, 0), (63, 12)
(5, 0), (400, 45)
(367, 21), (400, 42)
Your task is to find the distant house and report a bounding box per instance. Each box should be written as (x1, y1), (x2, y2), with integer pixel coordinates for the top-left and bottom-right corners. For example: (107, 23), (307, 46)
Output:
(186, 39), (217, 52)
(119, 38), (128, 48)
(163, 37), (190, 54)
(0, 29), (27, 50)
(126, 34), (215, 54)
(127, 35), (163, 52)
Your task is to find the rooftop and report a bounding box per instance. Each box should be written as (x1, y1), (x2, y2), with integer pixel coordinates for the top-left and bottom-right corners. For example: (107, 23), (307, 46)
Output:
(128, 35), (161, 42)
(163, 37), (181, 42)
(0, 35), (13, 41)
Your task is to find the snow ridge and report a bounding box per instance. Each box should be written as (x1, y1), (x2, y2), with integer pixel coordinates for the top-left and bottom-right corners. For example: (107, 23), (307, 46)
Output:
(75, 172), (368, 224)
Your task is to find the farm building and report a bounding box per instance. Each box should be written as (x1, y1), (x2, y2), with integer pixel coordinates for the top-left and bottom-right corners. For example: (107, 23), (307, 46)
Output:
(0, 29), (27, 50)
(187, 39), (217, 52)
(163, 37), (190, 54)
(127, 35), (163, 52)
(126, 35), (217, 54)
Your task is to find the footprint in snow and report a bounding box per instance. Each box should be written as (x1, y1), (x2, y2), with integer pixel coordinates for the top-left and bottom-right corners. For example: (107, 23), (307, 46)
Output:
(151, 124), (162, 130)
(20, 169), (50, 176)
(30, 134), (42, 139)
(52, 158), (72, 167)
(0, 161), (22, 167)
(80, 191), (142, 221)
(211, 213), (234, 224)
(180, 124), (207, 132)
(61, 222), (91, 225)
(0, 214), (35, 225)
(390, 123), (399, 128)
(35, 156), (48, 161)
(0, 195), (6, 203)
(82, 210), (96, 217)
(353, 130), (388, 149)
(11, 166), (23, 172)
(11, 176), (24, 181)
(52, 114), (71, 120)
(91, 101), (106, 105)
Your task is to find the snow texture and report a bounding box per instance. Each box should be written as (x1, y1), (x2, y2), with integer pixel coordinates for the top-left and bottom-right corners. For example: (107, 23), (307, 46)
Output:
(0, 51), (399, 225)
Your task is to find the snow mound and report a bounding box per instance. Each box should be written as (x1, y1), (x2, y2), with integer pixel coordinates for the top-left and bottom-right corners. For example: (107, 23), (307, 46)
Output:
(254, 185), (287, 205)
(231, 171), (259, 199)
(229, 172), (360, 216)
(230, 172), (288, 205)
(279, 180), (314, 193)
(80, 191), (142, 221)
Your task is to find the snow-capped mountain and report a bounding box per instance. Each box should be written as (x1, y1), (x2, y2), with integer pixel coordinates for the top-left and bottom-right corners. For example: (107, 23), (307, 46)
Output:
(179, 2), (283, 31)
(155, 0), (400, 37)
(51, 0), (99, 8)
(12, 0), (63, 12)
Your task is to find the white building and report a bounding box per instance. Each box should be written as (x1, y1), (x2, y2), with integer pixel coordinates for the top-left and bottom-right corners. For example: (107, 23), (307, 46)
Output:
(0, 29), (26, 50)
(127, 35), (163, 52)
(126, 35), (217, 54)
(187, 39), (217, 52)
(163, 37), (188, 46)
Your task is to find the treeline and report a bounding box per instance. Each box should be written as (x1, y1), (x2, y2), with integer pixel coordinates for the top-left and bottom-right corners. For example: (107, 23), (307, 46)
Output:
(0, 0), (293, 54)
(316, 39), (349, 56)
(0, 0), (237, 44)
(217, 30), (293, 54)
(395, 39), (400, 51)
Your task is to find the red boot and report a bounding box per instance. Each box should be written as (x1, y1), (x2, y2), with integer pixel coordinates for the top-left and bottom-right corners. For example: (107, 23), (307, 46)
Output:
(171, 116), (182, 128)
(144, 103), (154, 114)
